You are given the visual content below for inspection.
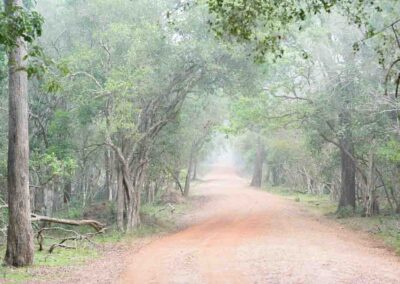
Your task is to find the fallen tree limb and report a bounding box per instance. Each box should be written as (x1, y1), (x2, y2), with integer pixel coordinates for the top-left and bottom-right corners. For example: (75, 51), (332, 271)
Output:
(31, 214), (106, 232)
(49, 243), (76, 253)
(36, 226), (105, 253)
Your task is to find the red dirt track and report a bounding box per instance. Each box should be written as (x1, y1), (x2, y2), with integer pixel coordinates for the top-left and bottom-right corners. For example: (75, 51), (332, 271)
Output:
(119, 164), (400, 284)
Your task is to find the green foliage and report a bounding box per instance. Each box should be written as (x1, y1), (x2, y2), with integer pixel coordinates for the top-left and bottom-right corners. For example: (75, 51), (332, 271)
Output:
(378, 139), (400, 162)
(47, 110), (76, 158)
(207, 0), (395, 61)
(208, 0), (332, 60)
(27, 46), (70, 81)
(31, 152), (76, 182)
(63, 205), (84, 219)
(0, 4), (43, 48)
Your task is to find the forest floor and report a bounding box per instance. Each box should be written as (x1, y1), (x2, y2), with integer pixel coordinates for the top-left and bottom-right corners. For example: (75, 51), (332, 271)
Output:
(6, 163), (400, 283)
(0, 198), (192, 283)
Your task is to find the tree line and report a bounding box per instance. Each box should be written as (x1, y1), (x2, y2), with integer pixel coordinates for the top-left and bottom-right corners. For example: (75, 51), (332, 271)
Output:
(217, 0), (400, 216)
(0, 0), (261, 266)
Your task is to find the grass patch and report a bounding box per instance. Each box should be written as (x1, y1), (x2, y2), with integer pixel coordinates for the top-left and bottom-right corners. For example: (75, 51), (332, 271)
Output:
(267, 186), (336, 215)
(336, 215), (400, 254)
(139, 202), (190, 234)
(0, 246), (98, 283)
(267, 186), (400, 254)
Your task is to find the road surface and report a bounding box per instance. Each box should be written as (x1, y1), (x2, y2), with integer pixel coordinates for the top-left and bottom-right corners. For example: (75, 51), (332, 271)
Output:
(120, 164), (400, 284)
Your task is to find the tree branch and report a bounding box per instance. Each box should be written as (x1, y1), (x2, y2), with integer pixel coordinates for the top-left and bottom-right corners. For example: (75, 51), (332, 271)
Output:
(31, 214), (106, 232)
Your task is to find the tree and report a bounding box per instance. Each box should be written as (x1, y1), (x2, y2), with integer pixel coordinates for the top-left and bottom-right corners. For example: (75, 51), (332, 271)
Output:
(250, 135), (265, 187)
(2, 0), (42, 267)
(31, 0), (258, 232)
(227, 10), (398, 214)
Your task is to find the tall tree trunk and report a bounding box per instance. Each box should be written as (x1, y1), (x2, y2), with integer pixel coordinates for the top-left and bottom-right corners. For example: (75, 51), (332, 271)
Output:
(191, 158), (197, 181)
(145, 181), (155, 204)
(4, 0), (34, 266)
(338, 113), (356, 210)
(183, 144), (195, 197)
(154, 180), (160, 198)
(34, 186), (44, 214)
(104, 149), (113, 201)
(124, 154), (146, 231)
(376, 169), (393, 212)
(338, 141), (356, 209)
(125, 180), (140, 231)
(390, 166), (400, 213)
(44, 186), (54, 217)
(144, 181), (153, 204)
(126, 189), (140, 230)
(268, 166), (278, 186)
(250, 136), (265, 187)
(109, 141), (143, 232)
(63, 180), (72, 204)
(116, 164), (124, 231)
(364, 152), (378, 216)
(174, 169), (180, 191)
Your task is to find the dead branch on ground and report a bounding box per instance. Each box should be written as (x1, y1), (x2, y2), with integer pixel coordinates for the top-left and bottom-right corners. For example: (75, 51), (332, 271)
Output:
(36, 226), (106, 253)
(31, 214), (106, 232)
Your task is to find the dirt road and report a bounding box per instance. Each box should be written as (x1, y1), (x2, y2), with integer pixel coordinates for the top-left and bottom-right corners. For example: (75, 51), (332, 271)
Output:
(120, 164), (400, 284)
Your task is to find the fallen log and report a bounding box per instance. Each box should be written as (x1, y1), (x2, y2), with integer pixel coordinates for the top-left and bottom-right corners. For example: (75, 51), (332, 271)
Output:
(36, 226), (104, 253)
(31, 214), (106, 232)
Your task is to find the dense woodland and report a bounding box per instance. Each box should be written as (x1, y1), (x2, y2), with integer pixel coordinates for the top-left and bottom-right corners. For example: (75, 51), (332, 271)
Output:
(0, 0), (399, 268)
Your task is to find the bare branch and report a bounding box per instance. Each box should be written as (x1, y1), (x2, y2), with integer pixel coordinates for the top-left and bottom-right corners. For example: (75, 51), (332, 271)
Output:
(70, 71), (103, 90)
(384, 58), (400, 96)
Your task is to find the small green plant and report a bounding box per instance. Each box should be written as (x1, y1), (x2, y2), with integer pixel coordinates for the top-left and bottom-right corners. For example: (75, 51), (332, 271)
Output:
(66, 207), (84, 219)
(336, 206), (355, 219)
